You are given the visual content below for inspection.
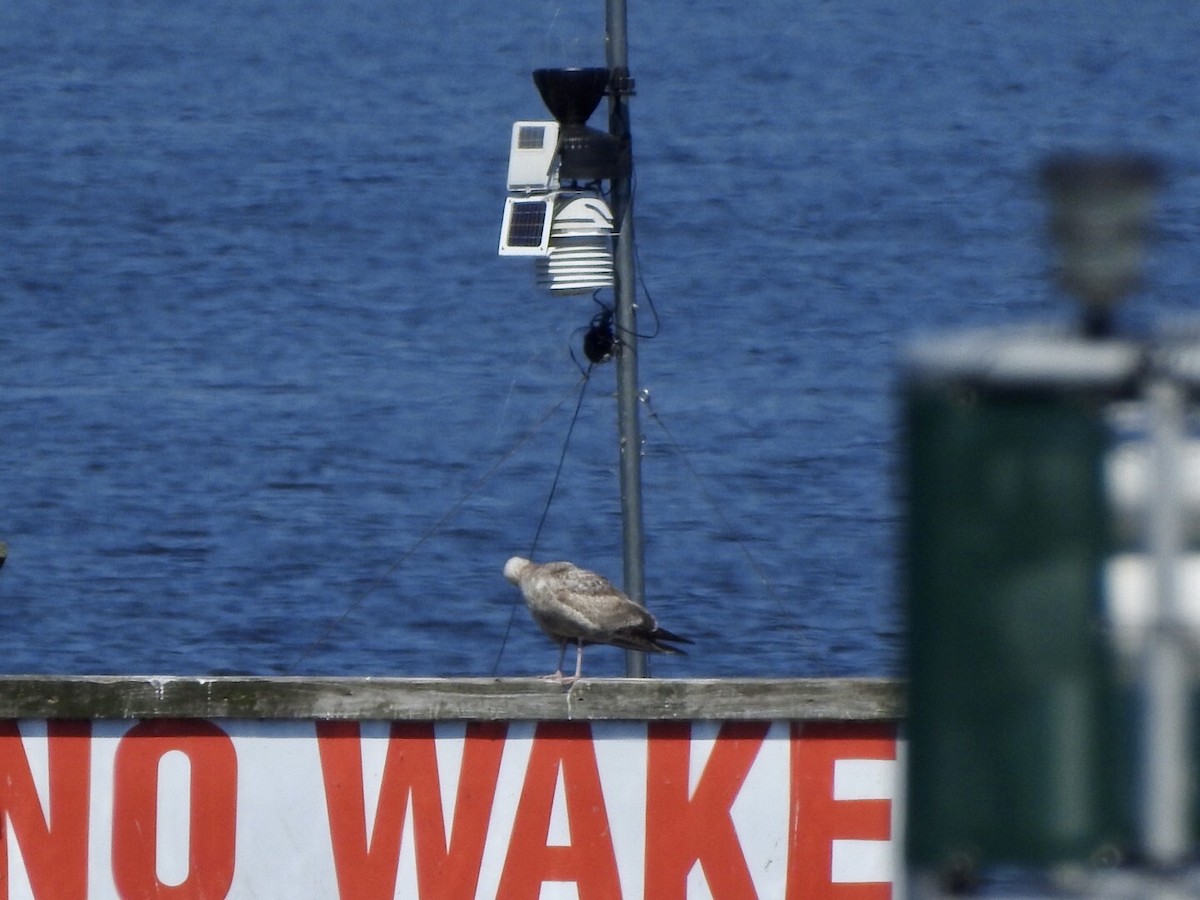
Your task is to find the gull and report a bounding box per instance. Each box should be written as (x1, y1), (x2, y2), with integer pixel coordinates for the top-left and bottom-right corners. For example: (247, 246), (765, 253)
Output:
(503, 556), (691, 682)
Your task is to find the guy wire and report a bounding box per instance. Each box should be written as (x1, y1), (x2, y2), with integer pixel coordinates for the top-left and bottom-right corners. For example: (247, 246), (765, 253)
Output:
(640, 390), (814, 653)
(284, 372), (589, 673)
(490, 364), (594, 674)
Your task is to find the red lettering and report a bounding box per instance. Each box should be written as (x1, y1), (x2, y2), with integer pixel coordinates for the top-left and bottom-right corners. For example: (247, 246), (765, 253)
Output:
(644, 721), (768, 898)
(787, 722), (895, 899)
(0, 720), (90, 899)
(111, 719), (238, 900)
(496, 722), (621, 900)
(317, 721), (506, 900)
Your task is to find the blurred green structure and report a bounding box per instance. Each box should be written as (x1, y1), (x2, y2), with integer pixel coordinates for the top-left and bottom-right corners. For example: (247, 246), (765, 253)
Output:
(903, 338), (1137, 879)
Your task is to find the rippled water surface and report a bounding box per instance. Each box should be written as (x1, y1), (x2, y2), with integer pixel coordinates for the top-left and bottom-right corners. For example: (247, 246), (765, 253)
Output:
(3, 1), (1200, 677)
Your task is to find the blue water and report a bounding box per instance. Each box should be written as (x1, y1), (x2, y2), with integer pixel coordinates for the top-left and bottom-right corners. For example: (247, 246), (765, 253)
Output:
(3, 1), (1200, 678)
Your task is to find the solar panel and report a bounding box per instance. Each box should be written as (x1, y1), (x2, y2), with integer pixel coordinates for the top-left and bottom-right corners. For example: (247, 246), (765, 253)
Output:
(506, 121), (560, 192)
(517, 125), (548, 150)
(498, 196), (553, 256)
(507, 202), (547, 245)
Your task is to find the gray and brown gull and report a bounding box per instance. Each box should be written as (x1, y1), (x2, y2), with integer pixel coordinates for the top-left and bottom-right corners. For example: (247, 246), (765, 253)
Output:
(503, 556), (692, 682)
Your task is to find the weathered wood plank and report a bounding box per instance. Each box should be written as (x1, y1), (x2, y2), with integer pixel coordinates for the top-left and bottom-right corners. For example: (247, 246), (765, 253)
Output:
(0, 676), (903, 721)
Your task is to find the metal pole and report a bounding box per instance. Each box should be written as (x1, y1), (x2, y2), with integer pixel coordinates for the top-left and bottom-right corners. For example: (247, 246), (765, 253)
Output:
(605, 0), (647, 677)
(1140, 377), (1191, 865)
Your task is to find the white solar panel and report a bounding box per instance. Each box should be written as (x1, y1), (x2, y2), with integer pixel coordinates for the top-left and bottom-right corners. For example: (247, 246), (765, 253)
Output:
(498, 196), (554, 256)
(506, 120), (560, 192)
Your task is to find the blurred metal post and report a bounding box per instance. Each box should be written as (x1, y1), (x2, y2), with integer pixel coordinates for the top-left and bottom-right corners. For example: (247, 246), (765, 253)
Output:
(1142, 377), (1191, 865)
(604, 0), (647, 677)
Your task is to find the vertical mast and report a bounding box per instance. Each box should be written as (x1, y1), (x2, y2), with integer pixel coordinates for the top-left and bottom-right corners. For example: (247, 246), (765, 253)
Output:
(604, 0), (648, 677)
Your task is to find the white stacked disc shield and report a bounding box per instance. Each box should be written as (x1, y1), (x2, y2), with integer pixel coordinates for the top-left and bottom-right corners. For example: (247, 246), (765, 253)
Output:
(536, 195), (615, 294)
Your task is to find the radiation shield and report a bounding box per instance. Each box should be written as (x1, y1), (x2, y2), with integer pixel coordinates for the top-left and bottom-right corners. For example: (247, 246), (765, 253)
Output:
(903, 331), (1140, 883)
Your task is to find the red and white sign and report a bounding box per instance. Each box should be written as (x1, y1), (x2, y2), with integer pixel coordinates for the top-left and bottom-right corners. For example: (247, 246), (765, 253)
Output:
(0, 719), (902, 898)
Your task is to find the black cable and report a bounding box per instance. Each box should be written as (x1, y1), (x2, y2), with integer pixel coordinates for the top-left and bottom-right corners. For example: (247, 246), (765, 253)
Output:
(283, 373), (588, 673)
(490, 365), (594, 675)
(625, 164), (661, 340)
(631, 230), (662, 340)
(597, 162), (661, 342)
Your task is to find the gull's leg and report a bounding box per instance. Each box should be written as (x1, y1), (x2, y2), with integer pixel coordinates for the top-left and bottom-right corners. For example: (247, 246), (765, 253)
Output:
(556, 641), (585, 686)
(543, 641), (569, 681)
